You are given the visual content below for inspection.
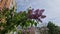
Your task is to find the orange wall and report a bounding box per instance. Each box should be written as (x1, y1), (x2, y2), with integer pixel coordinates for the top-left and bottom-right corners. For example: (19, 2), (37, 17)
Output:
(0, 0), (6, 9)
(0, 0), (11, 9)
(5, 0), (11, 8)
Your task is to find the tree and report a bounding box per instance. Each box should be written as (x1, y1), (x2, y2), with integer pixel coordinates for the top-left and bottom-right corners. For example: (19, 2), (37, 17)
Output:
(0, 7), (16, 34)
(47, 21), (60, 34)
(0, 7), (46, 34)
(27, 7), (46, 22)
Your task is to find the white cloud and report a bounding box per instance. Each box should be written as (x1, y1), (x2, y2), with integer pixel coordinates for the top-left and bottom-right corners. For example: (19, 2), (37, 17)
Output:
(16, 0), (60, 26)
(43, 0), (60, 26)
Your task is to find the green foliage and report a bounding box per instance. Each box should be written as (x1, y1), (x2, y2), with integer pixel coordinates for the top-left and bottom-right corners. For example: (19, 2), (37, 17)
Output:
(47, 21), (60, 34)
(0, 8), (16, 34)
(18, 30), (22, 34)
(0, 7), (37, 34)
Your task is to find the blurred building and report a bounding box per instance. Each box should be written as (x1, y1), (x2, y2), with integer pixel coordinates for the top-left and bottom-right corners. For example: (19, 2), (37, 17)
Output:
(16, 26), (49, 34)
(0, 0), (16, 10)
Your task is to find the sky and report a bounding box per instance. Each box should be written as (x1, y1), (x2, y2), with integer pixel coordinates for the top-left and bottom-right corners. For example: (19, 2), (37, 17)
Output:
(16, 0), (60, 26)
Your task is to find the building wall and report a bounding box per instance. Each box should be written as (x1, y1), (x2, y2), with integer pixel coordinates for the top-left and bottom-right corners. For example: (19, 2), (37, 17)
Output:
(9, 0), (16, 9)
(35, 28), (40, 34)
(5, 0), (11, 8)
(0, 0), (6, 9)
(0, 0), (16, 10)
